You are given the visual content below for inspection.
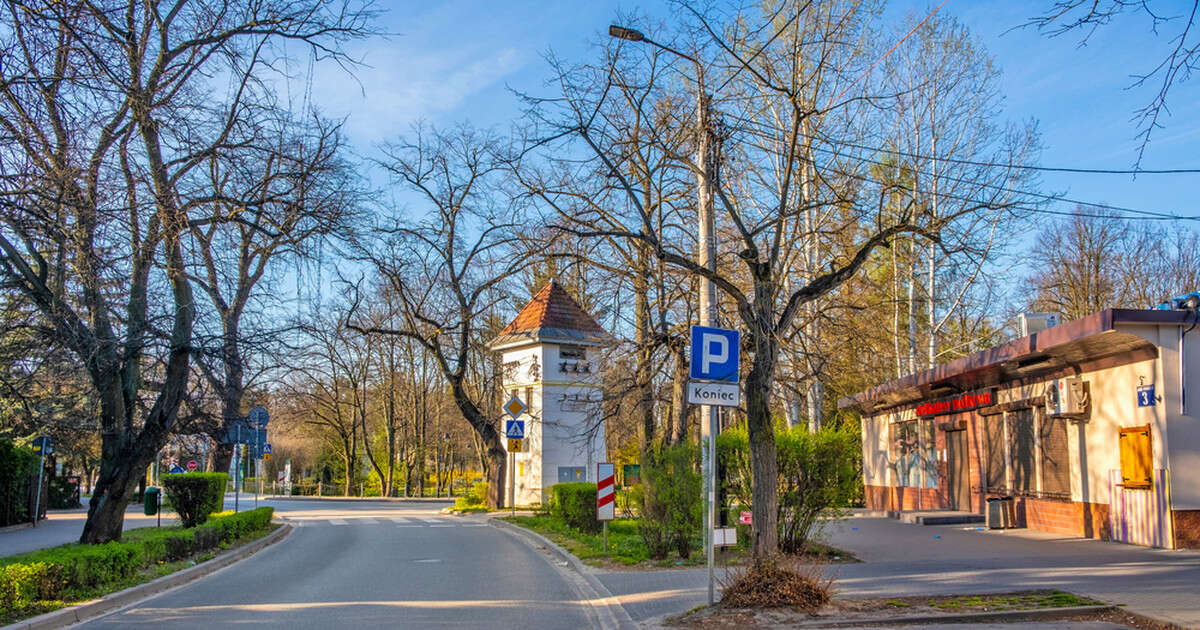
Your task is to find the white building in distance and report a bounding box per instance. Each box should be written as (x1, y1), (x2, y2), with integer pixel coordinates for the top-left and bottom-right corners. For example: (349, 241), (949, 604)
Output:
(490, 280), (609, 506)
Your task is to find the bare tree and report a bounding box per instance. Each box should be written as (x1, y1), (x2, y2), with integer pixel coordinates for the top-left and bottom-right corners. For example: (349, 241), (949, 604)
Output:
(523, 2), (1028, 556)
(187, 112), (361, 474)
(1027, 1), (1200, 164)
(347, 125), (528, 509)
(0, 0), (371, 542)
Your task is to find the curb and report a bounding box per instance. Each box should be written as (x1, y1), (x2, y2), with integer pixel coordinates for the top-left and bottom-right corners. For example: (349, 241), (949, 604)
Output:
(0, 523), (33, 534)
(258, 496), (453, 503)
(3, 523), (293, 630)
(490, 518), (636, 630)
(791, 604), (1116, 627)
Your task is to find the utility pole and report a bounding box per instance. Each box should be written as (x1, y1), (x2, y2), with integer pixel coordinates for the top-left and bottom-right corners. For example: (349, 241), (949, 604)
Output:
(608, 24), (721, 606)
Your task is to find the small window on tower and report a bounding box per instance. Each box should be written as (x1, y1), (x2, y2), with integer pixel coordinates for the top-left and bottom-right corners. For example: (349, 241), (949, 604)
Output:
(560, 345), (586, 360)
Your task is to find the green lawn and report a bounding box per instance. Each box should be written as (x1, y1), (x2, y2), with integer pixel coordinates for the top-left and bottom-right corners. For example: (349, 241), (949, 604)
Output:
(503, 515), (710, 567)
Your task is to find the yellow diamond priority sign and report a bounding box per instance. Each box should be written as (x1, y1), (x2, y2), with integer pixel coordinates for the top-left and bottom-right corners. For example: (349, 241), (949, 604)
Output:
(504, 394), (527, 419)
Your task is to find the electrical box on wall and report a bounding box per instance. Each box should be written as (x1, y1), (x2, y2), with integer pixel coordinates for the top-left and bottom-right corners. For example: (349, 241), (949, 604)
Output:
(1046, 377), (1088, 417)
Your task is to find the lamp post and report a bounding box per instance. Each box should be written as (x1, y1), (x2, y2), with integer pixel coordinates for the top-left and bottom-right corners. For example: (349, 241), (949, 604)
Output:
(609, 24), (720, 606)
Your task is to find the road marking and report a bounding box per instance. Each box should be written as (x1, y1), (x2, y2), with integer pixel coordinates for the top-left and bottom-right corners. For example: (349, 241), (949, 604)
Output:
(418, 517), (444, 524)
(329, 519), (348, 525)
(389, 517), (413, 524)
(356, 518), (378, 524)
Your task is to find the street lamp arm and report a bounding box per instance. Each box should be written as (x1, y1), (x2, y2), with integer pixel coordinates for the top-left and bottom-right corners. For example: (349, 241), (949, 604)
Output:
(608, 25), (699, 66)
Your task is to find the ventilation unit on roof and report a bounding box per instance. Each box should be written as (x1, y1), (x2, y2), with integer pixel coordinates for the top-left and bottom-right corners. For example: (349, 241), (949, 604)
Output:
(1154, 292), (1200, 311)
(1019, 312), (1059, 337)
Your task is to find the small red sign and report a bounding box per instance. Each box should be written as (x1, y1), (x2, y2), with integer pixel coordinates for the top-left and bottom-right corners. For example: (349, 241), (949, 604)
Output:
(916, 389), (995, 417)
(739, 510), (752, 525)
(186, 460), (198, 471)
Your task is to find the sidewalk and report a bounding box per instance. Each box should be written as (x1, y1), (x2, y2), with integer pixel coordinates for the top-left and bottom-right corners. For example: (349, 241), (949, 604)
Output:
(0, 505), (181, 558)
(592, 513), (1200, 628)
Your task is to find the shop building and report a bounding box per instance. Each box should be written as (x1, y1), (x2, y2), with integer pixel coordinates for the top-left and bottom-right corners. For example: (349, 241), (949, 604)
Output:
(839, 308), (1200, 549)
(489, 280), (609, 506)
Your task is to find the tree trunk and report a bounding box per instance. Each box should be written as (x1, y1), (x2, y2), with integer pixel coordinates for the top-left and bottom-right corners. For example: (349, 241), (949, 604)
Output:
(745, 271), (780, 557)
(668, 341), (690, 444)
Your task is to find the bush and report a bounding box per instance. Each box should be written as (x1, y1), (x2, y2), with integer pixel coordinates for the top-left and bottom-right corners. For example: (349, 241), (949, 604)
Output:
(161, 473), (227, 527)
(0, 440), (37, 527)
(0, 507), (273, 619)
(454, 481), (489, 511)
(48, 476), (80, 509)
(719, 423), (861, 553)
(637, 443), (701, 560)
(549, 483), (600, 533)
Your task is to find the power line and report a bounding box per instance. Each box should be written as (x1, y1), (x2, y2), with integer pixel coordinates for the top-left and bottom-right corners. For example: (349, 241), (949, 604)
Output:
(716, 113), (1199, 222)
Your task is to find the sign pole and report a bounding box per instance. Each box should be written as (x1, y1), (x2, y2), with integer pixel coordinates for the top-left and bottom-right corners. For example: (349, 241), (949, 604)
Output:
(234, 442), (240, 514)
(508, 450), (515, 516)
(31, 447), (45, 527)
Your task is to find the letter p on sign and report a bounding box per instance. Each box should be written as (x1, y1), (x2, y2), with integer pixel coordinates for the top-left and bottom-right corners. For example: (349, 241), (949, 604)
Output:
(689, 325), (739, 382)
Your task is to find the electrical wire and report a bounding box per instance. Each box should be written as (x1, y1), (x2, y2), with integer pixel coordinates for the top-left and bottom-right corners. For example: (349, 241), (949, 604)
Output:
(713, 111), (1200, 222)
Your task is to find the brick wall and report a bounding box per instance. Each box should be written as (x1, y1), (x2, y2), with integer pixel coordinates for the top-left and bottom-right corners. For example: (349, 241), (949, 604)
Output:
(865, 484), (944, 511)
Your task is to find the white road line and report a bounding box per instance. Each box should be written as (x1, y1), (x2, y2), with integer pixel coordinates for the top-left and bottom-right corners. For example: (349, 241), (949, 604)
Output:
(329, 519), (348, 525)
(418, 517), (444, 524)
(356, 518), (378, 525)
(389, 517), (414, 524)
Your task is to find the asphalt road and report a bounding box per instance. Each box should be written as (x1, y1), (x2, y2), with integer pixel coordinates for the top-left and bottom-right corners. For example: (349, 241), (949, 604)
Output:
(78, 499), (605, 630)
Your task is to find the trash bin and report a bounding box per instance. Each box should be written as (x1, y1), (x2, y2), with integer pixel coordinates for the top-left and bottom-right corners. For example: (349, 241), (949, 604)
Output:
(143, 487), (160, 516)
(986, 496), (1013, 529)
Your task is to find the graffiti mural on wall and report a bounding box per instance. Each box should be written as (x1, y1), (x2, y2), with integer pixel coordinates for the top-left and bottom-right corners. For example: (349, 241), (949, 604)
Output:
(891, 420), (937, 489)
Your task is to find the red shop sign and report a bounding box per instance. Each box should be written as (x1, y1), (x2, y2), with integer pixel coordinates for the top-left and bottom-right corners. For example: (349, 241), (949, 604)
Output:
(916, 389), (995, 417)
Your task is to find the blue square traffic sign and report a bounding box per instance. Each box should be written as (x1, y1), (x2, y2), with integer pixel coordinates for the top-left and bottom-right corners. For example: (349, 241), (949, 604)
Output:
(690, 325), (739, 382)
(505, 419), (525, 439)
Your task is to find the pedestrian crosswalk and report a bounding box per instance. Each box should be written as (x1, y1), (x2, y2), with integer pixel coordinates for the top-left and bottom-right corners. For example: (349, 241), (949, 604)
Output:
(282, 516), (488, 528)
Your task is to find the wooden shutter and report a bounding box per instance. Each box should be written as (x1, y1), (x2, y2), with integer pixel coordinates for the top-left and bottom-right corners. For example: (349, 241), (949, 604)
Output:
(1008, 408), (1036, 494)
(1039, 415), (1071, 496)
(1119, 425), (1152, 488)
(983, 414), (1006, 492)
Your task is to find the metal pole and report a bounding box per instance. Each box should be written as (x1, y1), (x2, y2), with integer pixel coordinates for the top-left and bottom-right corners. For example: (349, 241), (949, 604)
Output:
(603, 520), (609, 553)
(31, 449), (45, 527)
(508, 450), (515, 516)
(234, 443), (240, 514)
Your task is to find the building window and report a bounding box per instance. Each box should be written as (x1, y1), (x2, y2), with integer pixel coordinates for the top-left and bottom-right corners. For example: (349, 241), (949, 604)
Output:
(982, 413), (1006, 493)
(1039, 414), (1071, 496)
(1119, 424), (1152, 488)
(1008, 408), (1036, 494)
(560, 345), (586, 360)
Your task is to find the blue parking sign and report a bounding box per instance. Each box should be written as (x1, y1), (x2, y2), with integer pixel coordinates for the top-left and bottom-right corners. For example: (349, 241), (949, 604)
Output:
(689, 325), (739, 382)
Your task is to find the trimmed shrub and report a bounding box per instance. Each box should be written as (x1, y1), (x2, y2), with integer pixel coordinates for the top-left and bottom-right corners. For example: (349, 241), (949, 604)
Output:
(0, 440), (37, 527)
(637, 443), (701, 560)
(549, 483), (600, 533)
(0, 507), (274, 619)
(161, 473), (227, 527)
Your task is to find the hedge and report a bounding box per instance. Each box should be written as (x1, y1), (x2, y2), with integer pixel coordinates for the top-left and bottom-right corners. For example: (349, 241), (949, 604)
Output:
(0, 507), (273, 620)
(161, 473), (227, 527)
(0, 440), (37, 527)
(548, 482), (600, 533)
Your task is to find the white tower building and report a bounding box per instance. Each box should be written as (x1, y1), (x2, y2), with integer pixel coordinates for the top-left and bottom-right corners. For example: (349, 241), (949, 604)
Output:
(490, 280), (609, 506)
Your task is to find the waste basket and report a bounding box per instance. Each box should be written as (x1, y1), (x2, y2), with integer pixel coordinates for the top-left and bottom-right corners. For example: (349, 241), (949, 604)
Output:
(143, 486), (160, 516)
(986, 496), (1013, 529)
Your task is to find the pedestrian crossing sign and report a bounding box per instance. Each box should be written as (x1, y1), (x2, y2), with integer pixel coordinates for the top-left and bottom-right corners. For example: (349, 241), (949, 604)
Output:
(505, 419), (525, 439)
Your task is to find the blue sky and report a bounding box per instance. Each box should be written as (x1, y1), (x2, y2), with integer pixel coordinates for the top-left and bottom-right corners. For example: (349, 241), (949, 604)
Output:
(304, 0), (1200, 223)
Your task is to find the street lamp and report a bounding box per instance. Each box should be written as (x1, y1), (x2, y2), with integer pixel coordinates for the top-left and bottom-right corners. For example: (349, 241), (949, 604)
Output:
(609, 24), (720, 606)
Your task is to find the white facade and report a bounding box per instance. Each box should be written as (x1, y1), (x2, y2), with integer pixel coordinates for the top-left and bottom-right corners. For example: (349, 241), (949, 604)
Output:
(499, 341), (606, 506)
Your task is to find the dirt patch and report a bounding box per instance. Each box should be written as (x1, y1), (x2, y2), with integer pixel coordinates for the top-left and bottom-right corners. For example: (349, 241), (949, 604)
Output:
(666, 590), (1171, 629)
(719, 557), (832, 611)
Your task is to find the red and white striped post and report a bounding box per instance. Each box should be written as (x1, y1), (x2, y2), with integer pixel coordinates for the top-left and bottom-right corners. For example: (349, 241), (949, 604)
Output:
(597, 462), (615, 552)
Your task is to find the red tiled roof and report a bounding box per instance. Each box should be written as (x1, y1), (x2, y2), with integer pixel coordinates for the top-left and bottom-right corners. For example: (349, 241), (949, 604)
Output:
(497, 280), (605, 337)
